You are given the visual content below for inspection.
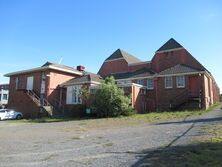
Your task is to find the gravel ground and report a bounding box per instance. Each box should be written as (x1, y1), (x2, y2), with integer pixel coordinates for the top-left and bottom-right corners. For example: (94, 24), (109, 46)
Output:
(0, 107), (221, 167)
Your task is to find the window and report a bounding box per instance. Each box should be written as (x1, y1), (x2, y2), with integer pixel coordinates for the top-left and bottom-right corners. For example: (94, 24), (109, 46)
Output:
(137, 79), (144, 86)
(3, 94), (7, 100)
(147, 79), (154, 90)
(15, 77), (19, 90)
(165, 77), (173, 88)
(71, 85), (82, 104)
(176, 76), (185, 88)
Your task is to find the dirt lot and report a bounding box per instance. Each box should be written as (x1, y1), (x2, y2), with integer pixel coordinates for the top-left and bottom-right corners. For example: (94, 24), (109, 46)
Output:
(0, 107), (222, 167)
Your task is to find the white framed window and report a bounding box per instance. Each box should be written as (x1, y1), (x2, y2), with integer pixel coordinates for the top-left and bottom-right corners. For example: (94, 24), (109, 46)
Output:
(71, 85), (82, 104)
(137, 79), (144, 86)
(176, 76), (185, 88)
(66, 85), (82, 104)
(165, 77), (173, 89)
(3, 94), (8, 100)
(147, 79), (154, 90)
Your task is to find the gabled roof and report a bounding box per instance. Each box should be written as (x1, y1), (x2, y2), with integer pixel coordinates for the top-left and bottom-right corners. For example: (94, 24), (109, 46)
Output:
(159, 64), (204, 75)
(4, 62), (83, 77)
(60, 73), (102, 86)
(108, 68), (155, 80)
(105, 49), (142, 64)
(156, 38), (183, 52)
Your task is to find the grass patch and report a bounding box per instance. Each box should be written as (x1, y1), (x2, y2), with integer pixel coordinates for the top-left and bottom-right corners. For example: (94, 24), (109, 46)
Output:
(4, 103), (221, 126)
(139, 142), (222, 167)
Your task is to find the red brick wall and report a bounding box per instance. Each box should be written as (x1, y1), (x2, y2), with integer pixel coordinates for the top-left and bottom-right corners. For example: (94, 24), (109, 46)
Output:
(46, 70), (79, 106)
(8, 72), (42, 94)
(98, 59), (129, 77)
(155, 75), (192, 111)
(7, 69), (80, 118)
(8, 72), (41, 111)
(8, 90), (40, 118)
(151, 49), (205, 72)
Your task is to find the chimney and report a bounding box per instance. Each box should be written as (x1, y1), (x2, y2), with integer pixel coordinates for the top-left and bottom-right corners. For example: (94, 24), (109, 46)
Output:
(77, 65), (85, 71)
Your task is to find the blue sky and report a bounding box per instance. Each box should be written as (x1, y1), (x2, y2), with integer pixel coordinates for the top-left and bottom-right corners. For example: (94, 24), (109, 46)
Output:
(0, 0), (221, 92)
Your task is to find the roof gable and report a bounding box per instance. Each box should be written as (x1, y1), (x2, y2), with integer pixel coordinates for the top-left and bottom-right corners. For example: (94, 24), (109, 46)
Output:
(60, 73), (102, 86)
(105, 49), (141, 64)
(156, 38), (183, 52)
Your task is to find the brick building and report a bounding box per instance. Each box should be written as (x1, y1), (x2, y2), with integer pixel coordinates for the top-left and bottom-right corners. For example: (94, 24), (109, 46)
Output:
(98, 38), (220, 112)
(5, 38), (220, 118)
(5, 62), (83, 118)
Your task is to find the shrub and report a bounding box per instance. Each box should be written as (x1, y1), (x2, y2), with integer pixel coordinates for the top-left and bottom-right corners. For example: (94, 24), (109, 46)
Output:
(93, 76), (135, 118)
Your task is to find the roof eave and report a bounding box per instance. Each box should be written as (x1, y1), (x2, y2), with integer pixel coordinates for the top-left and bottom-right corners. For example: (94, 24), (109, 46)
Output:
(4, 65), (83, 77)
(4, 66), (49, 77)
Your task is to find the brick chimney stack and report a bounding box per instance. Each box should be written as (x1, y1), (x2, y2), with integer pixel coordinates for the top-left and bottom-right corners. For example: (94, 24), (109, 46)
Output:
(77, 65), (85, 71)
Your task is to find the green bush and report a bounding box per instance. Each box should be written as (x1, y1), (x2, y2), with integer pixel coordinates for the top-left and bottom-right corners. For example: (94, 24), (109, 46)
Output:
(93, 76), (135, 118)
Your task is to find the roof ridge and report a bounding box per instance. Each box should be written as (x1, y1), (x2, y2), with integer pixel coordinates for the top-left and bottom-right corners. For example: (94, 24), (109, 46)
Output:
(105, 49), (141, 64)
(156, 38), (183, 52)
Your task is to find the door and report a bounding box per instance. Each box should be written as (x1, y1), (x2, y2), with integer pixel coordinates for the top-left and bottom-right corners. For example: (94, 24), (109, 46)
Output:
(40, 72), (46, 94)
(26, 76), (34, 90)
(189, 76), (199, 97)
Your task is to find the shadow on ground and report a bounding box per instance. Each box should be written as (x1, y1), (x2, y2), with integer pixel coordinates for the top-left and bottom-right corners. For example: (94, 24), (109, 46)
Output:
(155, 116), (222, 126)
(129, 141), (222, 167)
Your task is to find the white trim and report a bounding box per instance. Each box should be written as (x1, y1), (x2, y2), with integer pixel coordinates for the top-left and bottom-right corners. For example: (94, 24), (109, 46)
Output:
(117, 75), (156, 81)
(4, 66), (48, 77)
(158, 71), (205, 77)
(4, 65), (82, 77)
(61, 81), (101, 87)
(104, 57), (125, 63)
(117, 82), (145, 88)
(155, 47), (184, 53)
(115, 71), (205, 83)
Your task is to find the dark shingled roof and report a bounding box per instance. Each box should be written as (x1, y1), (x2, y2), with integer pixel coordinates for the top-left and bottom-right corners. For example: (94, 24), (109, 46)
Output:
(105, 49), (142, 64)
(107, 68), (155, 80)
(159, 64), (204, 75)
(156, 38), (183, 52)
(61, 73), (102, 86)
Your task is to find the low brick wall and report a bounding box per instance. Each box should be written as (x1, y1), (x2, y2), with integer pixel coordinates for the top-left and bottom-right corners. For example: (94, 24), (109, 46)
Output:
(64, 104), (86, 117)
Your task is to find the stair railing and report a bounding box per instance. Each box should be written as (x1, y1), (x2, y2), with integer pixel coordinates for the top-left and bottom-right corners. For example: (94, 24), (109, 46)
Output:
(170, 89), (190, 109)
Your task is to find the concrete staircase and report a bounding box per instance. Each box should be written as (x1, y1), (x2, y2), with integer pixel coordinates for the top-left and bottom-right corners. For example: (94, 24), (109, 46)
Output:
(170, 90), (201, 111)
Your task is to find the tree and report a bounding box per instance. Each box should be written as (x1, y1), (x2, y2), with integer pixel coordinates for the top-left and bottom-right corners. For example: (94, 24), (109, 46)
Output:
(93, 76), (135, 117)
(81, 84), (90, 107)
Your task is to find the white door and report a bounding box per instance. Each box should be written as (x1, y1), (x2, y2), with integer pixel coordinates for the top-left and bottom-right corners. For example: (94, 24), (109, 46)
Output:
(27, 76), (34, 90)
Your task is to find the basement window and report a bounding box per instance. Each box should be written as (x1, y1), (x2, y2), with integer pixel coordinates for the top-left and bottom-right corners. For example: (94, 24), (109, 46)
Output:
(176, 76), (185, 88)
(165, 77), (173, 89)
